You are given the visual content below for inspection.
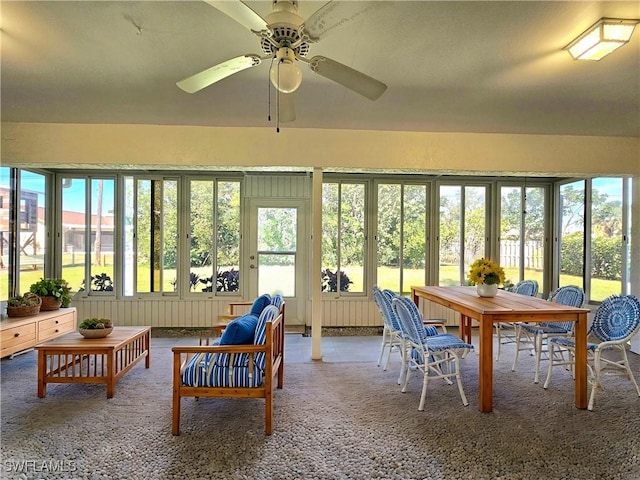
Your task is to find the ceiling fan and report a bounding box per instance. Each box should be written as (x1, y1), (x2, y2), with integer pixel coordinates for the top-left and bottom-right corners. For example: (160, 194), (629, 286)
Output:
(176, 0), (388, 122)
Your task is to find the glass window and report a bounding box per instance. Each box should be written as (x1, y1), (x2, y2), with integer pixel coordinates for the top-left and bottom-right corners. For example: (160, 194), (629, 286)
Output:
(377, 183), (427, 295)
(216, 181), (241, 292)
(61, 178), (87, 293)
(558, 181), (585, 290)
(590, 178), (624, 301)
(189, 179), (240, 293)
(18, 171), (47, 295)
(0, 168), (49, 300)
(524, 187), (546, 286)
(0, 167), (10, 300)
(439, 185), (487, 286)
(61, 177), (115, 295)
(499, 185), (546, 291)
(377, 184), (401, 292)
(124, 177), (178, 294)
(189, 180), (214, 292)
(464, 186), (487, 277)
(322, 181), (366, 294)
(257, 207), (297, 297)
(89, 179), (115, 293)
(439, 186), (461, 286)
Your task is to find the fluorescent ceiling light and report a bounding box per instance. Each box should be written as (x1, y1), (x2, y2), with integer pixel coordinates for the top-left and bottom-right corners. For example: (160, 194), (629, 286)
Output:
(565, 18), (640, 61)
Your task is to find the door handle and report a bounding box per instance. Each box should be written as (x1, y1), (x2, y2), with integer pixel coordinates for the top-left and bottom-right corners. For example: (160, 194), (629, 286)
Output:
(250, 264), (256, 269)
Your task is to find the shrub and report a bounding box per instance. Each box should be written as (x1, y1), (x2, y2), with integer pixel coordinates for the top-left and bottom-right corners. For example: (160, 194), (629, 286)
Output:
(321, 269), (352, 292)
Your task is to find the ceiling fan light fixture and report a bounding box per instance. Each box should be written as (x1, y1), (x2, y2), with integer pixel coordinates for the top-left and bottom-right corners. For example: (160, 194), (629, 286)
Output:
(270, 48), (303, 93)
(565, 18), (639, 60)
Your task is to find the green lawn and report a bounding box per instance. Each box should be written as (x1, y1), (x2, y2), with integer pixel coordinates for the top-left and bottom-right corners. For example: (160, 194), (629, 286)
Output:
(2, 262), (622, 302)
(375, 265), (620, 300)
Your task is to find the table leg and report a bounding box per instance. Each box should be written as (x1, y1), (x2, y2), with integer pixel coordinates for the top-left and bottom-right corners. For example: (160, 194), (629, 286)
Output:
(145, 330), (151, 368)
(459, 315), (473, 344)
(478, 316), (494, 412)
(574, 312), (588, 409)
(37, 350), (46, 398)
(107, 352), (115, 398)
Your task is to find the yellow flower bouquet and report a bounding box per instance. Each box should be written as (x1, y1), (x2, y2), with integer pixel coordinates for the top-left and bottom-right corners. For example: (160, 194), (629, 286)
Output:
(467, 258), (506, 286)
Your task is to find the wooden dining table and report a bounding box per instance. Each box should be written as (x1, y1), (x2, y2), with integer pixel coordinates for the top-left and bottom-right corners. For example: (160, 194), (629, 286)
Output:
(411, 285), (590, 413)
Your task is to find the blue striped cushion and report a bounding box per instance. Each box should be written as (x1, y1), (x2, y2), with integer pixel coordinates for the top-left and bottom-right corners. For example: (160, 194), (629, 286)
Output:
(521, 323), (570, 335)
(271, 294), (284, 309)
(425, 333), (474, 352)
(424, 325), (438, 336)
(253, 305), (279, 369)
(549, 337), (599, 352)
(181, 353), (263, 387)
(181, 304), (281, 388)
(208, 364), (263, 387)
(182, 352), (211, 386)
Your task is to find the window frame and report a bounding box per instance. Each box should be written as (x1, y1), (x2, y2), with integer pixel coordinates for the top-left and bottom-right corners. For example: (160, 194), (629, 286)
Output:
(373, 179), (431, 295)
(321, 177), (370, 297)
(184, 176), (243, 298)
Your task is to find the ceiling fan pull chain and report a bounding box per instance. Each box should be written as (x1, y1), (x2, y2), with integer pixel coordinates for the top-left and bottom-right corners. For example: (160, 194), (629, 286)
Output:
(267, 57), (275, 123)
(276, 62), (281, 133)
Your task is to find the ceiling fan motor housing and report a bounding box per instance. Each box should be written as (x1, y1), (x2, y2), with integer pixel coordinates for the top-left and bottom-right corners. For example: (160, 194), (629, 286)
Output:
(261, 0), (309, 57)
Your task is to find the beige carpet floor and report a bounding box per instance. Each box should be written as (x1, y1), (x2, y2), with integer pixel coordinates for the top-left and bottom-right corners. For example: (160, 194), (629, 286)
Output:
(1, 336), (639, 480)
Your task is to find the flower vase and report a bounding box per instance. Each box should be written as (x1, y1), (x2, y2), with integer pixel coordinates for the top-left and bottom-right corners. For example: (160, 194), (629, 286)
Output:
(476, 283), (498, 298)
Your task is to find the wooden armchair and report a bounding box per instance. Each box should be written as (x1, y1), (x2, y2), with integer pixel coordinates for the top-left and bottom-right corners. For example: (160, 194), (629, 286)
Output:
(172, 297), (285, 435)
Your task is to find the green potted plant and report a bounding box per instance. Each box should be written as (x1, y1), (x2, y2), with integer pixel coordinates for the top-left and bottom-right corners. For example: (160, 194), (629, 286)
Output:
(29, 278), (72, 311)
(6, 293), (42, 317)
(78, 318), (113, 338)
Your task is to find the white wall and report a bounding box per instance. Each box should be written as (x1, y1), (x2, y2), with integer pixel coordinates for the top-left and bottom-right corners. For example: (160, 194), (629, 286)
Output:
(2, 123), (639, 177)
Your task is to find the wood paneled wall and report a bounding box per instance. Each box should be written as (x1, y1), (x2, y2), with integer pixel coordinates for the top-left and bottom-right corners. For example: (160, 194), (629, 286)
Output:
(72, 296), (463, 329)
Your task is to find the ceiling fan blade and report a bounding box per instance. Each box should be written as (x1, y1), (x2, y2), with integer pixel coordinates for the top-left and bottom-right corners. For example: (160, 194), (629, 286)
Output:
(304, 1), (383, 42)
(278, 93), (296, 123)
(177, 54), (262, 94)
(308, 56), (387, 101)
(203, 0), (268, 33)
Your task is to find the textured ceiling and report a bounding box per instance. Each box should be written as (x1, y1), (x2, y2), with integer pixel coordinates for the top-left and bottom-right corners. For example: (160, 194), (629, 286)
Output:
(2, 1), (639, 137)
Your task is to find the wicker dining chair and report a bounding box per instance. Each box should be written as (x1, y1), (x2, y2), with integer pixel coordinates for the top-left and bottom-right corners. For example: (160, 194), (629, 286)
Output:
(494, 279), (539, 361)
(391, 296), (474, 410)
(511, 285), (585, 383)
(543, 294), (640, 410)
(373, 285), (404, 375)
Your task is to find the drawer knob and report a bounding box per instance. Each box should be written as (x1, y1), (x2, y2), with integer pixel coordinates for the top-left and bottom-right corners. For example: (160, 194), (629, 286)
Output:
(14, 333), (20, 338)
(55, 320), (59, 324)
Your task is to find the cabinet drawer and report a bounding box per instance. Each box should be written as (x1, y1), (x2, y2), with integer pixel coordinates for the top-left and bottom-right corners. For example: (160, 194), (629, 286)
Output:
(38, 316), (75, 342)
(1, 323), (37, 356)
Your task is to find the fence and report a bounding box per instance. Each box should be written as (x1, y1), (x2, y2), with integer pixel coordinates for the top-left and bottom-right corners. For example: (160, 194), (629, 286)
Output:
(499, 240), (543, 269)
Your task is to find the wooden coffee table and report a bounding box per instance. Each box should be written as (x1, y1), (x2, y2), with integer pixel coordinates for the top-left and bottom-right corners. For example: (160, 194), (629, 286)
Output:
(35, 326), (150, 398)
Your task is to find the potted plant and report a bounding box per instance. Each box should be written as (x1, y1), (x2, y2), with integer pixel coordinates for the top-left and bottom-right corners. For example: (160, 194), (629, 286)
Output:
(467, 258), (506, 298)
(29, 278), (72, 311)
(6, 293), (42, 317)
(78, 318), (113, 338)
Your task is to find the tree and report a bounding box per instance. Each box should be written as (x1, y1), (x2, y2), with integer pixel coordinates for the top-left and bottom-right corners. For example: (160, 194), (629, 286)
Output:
(559, 184), (585, 235)
(499, 187), (545, 242)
